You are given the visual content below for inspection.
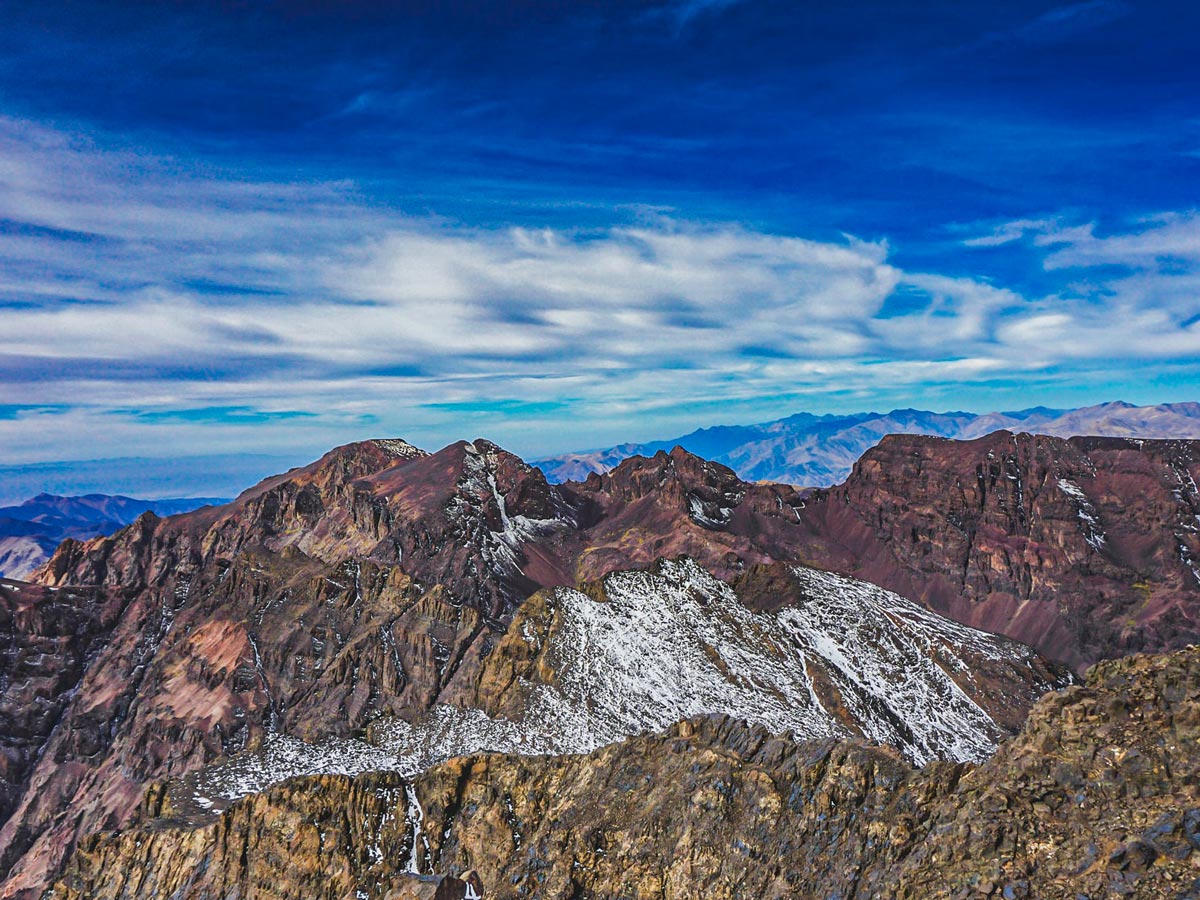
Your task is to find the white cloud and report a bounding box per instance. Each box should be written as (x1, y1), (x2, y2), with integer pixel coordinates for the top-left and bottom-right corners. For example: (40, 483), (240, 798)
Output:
(1035, 212), (1200, 270)
(2, 116), (1199, 464)
(962, 217), (1061, 247)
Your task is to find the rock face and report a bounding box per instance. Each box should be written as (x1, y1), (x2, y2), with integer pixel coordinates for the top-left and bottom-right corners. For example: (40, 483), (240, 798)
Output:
(0, 436), (1071, 898)
(0, 580), (117, 834)
(49, 645), (1200, 900)
(791, 431), (1200, 669)
(889, 646), (1200, 899)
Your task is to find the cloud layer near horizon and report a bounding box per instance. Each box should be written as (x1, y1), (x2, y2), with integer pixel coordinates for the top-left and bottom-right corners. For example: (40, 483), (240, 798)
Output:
(1, 115), (1198, 464)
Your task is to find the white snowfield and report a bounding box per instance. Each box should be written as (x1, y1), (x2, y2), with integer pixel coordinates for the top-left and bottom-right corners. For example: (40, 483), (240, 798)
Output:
(520, 559), (1037, 766)
(178, 558), (1062, 813)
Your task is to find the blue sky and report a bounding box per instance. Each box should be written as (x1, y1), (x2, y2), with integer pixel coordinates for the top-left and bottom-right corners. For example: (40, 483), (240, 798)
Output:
(1, 0), (1199, 496)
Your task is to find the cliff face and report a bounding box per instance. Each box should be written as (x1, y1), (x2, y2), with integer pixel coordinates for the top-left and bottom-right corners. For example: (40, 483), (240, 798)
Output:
(0, 579), (119, 833)
(793, 432), (1200, 668)
(49, 645), (1200, 900)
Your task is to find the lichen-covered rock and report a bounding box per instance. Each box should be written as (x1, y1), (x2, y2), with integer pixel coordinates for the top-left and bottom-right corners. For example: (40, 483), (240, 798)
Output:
(890, 645), (1200, 899)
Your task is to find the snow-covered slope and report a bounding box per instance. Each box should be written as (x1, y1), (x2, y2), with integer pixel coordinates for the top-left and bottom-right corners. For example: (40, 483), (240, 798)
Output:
(493, 559), (1060, 765)
(170, 558), (1069, 813)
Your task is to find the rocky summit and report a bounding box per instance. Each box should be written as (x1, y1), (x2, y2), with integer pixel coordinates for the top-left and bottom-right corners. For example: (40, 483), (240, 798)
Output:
(0, 433), (1196, 898)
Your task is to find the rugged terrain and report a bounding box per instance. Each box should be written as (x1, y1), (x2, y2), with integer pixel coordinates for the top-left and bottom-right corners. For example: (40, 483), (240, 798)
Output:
(0, 436), (1069, 898)
(4, 430), (1199, 897)
(535, 400), (1200, 486)
(48, 645), (1200, 900)
(791, 431), (1200, 669)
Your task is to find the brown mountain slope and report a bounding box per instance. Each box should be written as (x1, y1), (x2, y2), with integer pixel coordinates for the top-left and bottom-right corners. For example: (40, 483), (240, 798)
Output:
(36, 432), (1200, 670)
(49, 645), (1200, 900)
(0, 549), (1065, 898)
(789, 431), (1200, 669)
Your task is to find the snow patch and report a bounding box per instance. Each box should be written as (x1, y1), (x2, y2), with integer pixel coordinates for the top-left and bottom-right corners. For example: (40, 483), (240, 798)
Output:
(373, 439), (426, 461)
(686, 493), (734, 528)
(1057, 478), (1107, 550)
(176, 559), (1061, 812)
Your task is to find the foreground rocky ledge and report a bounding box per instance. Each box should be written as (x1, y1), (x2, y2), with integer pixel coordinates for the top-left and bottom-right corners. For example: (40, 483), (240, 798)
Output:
(47, 645), (1200, 900)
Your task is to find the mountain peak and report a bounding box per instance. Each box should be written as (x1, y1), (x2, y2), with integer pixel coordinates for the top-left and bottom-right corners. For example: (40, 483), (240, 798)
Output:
(368, 438), (426, 460)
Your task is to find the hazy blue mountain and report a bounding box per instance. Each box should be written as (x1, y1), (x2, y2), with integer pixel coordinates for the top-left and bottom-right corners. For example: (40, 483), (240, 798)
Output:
(0, 493), (226, 579)
(532, 401), (1200, 486)
(0, 452), (303, 508)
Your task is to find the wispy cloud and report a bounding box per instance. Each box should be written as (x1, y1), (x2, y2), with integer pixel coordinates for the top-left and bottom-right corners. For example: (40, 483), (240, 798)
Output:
(1, 116), (1198, 464)
(962, 217), (1063, 247)
(993, 0), (1132, 45)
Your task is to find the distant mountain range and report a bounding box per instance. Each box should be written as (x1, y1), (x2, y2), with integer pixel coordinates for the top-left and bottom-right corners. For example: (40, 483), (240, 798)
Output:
(0, 493), (227, 579)
(532, 400), (1200, 486)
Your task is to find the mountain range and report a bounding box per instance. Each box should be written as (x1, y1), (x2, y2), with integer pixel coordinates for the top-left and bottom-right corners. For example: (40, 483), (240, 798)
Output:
(1, 431), (1198, 898)
(533, 400), (1200, 486)
(0, 493), (226, 580)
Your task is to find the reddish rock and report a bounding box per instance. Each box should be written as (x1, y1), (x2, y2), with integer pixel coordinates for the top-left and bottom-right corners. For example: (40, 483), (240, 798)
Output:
(789, 432), (1200, 669)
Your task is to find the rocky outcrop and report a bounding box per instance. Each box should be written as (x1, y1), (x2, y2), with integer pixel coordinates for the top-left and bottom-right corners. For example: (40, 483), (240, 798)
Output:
(556, 446), (811, 582)
(49, 645), (1200, 900)
(792, 432), (1200, 668)
(889, 645), (1200, 898)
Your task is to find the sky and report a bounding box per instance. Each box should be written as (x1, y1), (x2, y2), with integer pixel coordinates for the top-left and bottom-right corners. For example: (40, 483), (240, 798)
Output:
(1, 0), (1199, 499)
